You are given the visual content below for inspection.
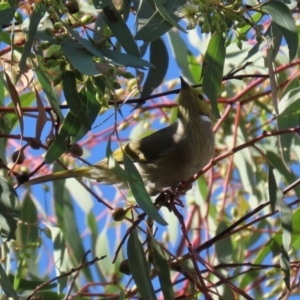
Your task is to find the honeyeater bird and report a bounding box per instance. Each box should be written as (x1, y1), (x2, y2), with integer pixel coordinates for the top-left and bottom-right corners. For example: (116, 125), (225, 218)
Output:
(25, 77), (214, 195)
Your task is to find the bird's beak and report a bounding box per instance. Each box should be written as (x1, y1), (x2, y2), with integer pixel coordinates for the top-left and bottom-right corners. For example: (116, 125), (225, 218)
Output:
(180, 76), (189, 89)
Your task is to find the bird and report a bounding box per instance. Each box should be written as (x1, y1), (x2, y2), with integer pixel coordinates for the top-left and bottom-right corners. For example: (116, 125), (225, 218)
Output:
(25, 77), (215, 195)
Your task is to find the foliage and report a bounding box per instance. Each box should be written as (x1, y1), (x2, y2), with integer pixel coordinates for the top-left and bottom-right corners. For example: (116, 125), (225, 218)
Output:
(0, 0), (300, 299)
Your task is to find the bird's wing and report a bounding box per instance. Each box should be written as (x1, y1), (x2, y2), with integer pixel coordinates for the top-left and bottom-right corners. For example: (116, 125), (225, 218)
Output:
(122, 121), (181, 163)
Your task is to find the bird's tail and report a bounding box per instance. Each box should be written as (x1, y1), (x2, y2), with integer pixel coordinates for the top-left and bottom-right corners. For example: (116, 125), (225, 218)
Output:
(24, 167), (94, 186)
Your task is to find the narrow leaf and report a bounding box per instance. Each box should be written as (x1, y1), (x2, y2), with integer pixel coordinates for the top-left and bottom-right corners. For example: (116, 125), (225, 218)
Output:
(123, 154), (168, 226)
(203, 32), (225, 118)
(99, 48), (153, 68)
(266, 47), (278, 115)
(106, 138), (129, 182)
(71, 82), (101, 143)
(63, 71), (91, 129)
(33, 56), (64, 120)
(64, 25), (106, 60)
(280, 246), (290, 290)
(141, 38), (169, 98)
(277, 89), (300, 163)
(61, 37), (100, 76)
(0, 7), (16, 33)
(135, 0), (185, 42)
(280, 199), (292, 252)
(18, 3), (46, 78)
(0, 264), (18, 300)
(34, 86), (47, 140)
(19, 193), (38, 245)
(101, 7), (140, 57)
(0, 176), (21, 241)
(268, 165), (278, 213)
(154, 0), (186, 33)
(127, 229), (156, 300)
(168, 30), (196, 83)
(215, 221), (233, 263)
(152, 239), (175, 299)
(5, 72), (23, 135)
(45, 111), (81, 163)
(262, 1), (298, 61)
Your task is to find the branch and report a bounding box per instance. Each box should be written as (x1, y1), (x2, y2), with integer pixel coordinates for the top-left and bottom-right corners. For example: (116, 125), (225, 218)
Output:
(25, 254), (106, 300)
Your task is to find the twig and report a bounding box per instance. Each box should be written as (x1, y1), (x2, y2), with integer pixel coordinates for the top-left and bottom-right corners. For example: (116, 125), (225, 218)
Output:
(25, 254), (106, 300)
(64, 250), (91, 300)
(172, 205), (212, 300)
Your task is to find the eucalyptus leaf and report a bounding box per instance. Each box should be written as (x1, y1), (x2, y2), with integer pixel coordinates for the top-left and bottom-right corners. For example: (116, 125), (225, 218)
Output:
(203, 31), (225, 119)
(18, 3), (46, 79)
(128, 229), (156, 300)
(45, 111), (81, 163)
(0, 264), (18, 300)
(123, 154), (168, 226)
(262, 1), (298, 62)
(140, 38), (169, 98)
(0, 176), (21, 241)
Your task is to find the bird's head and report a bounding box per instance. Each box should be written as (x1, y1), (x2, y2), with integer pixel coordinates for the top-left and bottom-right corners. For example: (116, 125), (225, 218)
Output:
(177, 77), (213, 123)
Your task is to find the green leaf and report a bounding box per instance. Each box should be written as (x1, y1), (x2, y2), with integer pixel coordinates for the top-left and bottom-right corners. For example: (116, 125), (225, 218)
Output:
(203, 31), (225, 119)
(19, 193), (38, 244)
(237, 12), (263, 35)
(0, 176), (21, 241)
(8, 274), (56, 291)
(64, 25), (106, 60)
(277, 88), (300, 163)
(167, 30), (196, 83)
(87, 211), (98, 243)
(106, 138), (129, 182)
(266, 151), (300, 197)
(0, 264), (18, 300)
(123, 154), (168, 226)
(134, 0), (155, 32)
(215, 221), (233, 263)
(222, 284), (236, 300)
(5, 72), (24, 135)
(262, 0), (298, 62)
(18, 3), (46, 79)
(61, 37), (100, 76)
(280, 246), (290, 290)
(28, 291), (66, 300)
(264, 22), (283, 60)
(65, 25), (150, 69)
(140, 38), (168, 98)
(35, 86), (47, 140)
(71, 81), (102, 143)
(135, 0), (185, 42)
(0, 30), (11, 45)
(127, 229), (156, 300)
(92, 0), (111, 8)
(33, 55), (64, 120)
(49, 226), (68, 293)
(52, 163), (92, 281)
(65, 25), (153, 73)
(0, 6), (16, 34)
(153, 0), (186, 33)
(101, 7), (140, 57)
(233, 126), (256, 196)
(63, 71), (91, 130)
(45, 111), (81, 163)
(280, 200), (292, 253)
(152, 238), (175, 299)
(99, 48), (153, 68)
(268, 165), (278, 213)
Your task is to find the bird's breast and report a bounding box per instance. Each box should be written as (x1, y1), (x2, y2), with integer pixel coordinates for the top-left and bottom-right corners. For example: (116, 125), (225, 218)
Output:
(136, 119), (214, 195)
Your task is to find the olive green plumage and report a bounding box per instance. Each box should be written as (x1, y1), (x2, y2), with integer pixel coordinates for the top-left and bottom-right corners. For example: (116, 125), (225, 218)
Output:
(25, 77), (214, 195)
